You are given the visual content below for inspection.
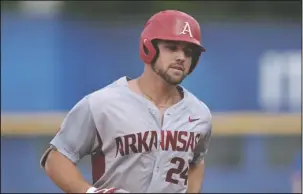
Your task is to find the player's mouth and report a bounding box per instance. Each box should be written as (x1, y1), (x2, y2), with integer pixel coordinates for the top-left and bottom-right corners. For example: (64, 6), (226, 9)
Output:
(170, 66), (184, 71)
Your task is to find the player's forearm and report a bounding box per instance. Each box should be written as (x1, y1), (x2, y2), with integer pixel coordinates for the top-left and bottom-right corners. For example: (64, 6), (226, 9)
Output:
(44, 150), (92, 193)
(187, 181), (202, 193)
(187, 161), (205, 193)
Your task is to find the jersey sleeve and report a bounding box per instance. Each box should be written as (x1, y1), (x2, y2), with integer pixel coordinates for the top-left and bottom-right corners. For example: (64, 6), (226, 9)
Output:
(190, 107), (212, 166)
(49, 96), (97, 164)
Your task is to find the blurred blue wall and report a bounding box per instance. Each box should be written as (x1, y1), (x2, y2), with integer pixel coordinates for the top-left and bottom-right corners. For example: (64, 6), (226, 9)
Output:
(2, 13), (301, 112)
(1, 13), (301, 193)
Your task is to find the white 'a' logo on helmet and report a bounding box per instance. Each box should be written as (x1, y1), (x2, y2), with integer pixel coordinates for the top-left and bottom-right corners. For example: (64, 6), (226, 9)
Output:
(180, 22), (193, 38)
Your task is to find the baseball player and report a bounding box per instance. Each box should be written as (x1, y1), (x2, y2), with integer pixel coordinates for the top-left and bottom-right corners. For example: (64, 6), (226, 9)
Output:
(40, 10), (212, 193)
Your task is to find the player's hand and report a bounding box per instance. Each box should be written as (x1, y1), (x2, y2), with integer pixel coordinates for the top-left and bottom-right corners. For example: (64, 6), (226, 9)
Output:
(88, 187), (130, 193)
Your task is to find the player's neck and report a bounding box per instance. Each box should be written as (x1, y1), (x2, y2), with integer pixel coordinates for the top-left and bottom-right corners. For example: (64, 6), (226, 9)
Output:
(137, 72), (179, 106)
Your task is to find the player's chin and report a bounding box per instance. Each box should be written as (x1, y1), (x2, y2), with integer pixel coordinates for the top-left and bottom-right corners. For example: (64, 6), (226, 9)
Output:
(167, 74), (185, 85)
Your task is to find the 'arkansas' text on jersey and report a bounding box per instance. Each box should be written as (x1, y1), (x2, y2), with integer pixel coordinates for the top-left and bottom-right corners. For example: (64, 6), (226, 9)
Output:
(115, 130), (200, 157)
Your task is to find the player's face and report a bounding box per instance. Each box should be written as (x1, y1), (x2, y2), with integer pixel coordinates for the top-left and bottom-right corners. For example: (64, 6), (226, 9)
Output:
(152, 40), (193, 85)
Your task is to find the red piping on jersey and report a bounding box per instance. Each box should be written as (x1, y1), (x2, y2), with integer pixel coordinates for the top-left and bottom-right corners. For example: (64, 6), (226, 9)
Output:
(91, 130), (105, 184)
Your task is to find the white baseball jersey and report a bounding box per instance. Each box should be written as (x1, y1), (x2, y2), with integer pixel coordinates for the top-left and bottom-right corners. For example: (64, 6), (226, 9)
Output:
(45, 76), (212, 193)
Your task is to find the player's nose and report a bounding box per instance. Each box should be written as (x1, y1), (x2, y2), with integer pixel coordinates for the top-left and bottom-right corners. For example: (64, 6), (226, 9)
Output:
(175, 49), (186, 62)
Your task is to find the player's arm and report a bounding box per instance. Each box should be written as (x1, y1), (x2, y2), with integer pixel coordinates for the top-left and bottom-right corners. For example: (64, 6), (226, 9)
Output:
(187, 122), (212, 193)
(40, 96), (98, 193)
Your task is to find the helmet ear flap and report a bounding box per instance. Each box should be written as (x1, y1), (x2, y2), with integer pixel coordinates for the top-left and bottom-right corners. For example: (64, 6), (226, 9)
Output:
(189, 55), (199, 74)
(188, 45), (203, 74)
(140, 38), (157, 64)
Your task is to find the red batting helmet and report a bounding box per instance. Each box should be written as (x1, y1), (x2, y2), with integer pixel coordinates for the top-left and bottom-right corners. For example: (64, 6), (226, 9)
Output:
(139, 10), (206, 74)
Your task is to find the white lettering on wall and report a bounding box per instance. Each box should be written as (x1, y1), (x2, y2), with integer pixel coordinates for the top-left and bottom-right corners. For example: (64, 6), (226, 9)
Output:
(258, 50), (301, 112)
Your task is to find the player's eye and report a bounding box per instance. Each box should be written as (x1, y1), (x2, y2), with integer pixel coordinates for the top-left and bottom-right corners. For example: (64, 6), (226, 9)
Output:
(183, 48), (193, 57)
(165, 45), (178, 51)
